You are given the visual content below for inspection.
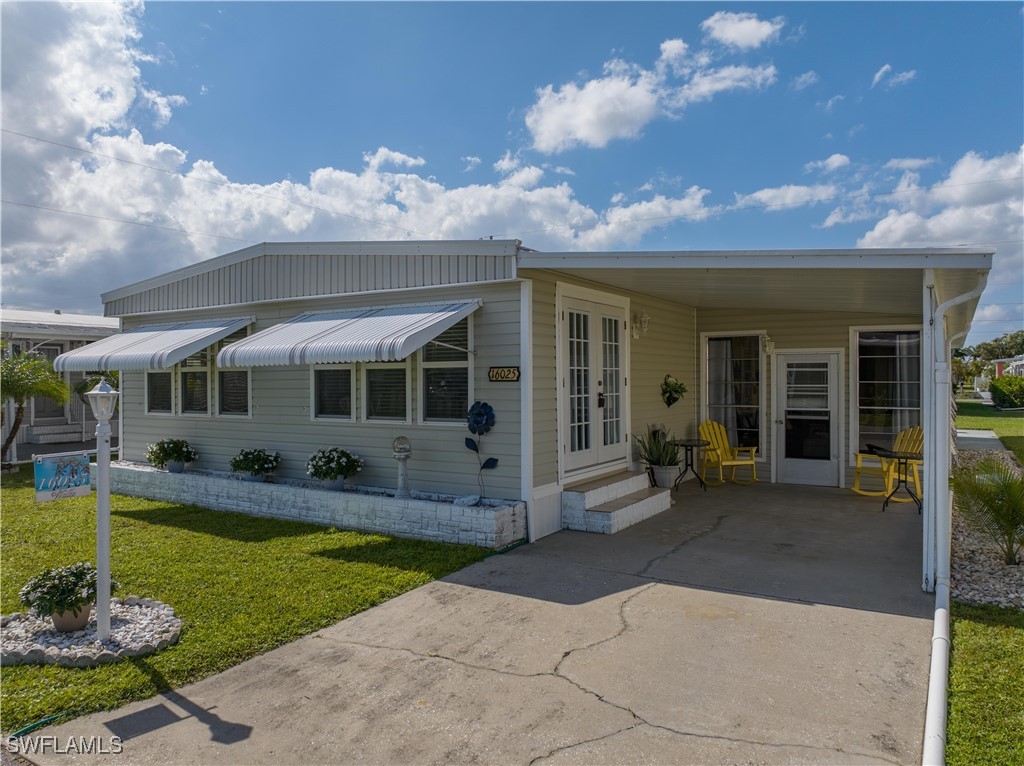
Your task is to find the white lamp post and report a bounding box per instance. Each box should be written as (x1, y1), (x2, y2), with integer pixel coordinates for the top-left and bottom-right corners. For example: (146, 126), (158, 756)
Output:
(86, 380), (119, 642)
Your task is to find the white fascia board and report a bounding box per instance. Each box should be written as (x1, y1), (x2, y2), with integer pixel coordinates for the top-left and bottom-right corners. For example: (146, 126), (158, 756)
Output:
(518, 248), (994, 271)
(100, 240), (522, 304)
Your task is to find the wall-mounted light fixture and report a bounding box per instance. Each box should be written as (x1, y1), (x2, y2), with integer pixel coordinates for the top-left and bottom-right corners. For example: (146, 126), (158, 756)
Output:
(632, 311), (651, 339)
(761, 333), (775, 355)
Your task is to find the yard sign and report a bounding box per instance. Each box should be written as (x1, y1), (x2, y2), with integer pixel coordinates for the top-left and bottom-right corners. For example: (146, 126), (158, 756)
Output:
(34, 453), (91, 503)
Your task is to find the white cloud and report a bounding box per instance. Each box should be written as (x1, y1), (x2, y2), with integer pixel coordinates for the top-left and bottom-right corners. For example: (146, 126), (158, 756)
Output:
(362, 147), (425, 172)
(871, 64), (892, 88)
(884, 157), (938, 171)
(525, 38), (777, 154)
(461, 156), (481, 172)
(804, 154), (851, 173)
(791, 71), (819, 91)
(526, 68), (662, 153)
(733, 184), (839, 211)
(871, 63), (917, 89)
(700, 11), (785, 50)
(493, 150), (520, 174)
(818, 95), (845, 112)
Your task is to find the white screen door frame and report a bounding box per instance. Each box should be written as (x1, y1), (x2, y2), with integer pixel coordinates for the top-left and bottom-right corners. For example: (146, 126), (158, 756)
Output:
(772, 350), (843, 487)
(556, 284), (631, 481)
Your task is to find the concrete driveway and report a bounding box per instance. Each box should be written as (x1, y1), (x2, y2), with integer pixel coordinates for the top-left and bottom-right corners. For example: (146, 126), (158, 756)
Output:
(35, 482), (932, 765)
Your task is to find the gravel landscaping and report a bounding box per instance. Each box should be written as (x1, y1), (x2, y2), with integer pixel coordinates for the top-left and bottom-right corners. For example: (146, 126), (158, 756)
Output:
(951, 449), (1024, 611)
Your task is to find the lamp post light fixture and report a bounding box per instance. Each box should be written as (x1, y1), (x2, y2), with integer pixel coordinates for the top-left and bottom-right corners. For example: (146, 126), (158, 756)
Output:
(86, 380), (119, 642)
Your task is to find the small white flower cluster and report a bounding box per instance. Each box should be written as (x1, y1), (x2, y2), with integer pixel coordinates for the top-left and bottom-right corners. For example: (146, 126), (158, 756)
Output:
(229, 448), (282, 476)
(306, 448), (364, 481)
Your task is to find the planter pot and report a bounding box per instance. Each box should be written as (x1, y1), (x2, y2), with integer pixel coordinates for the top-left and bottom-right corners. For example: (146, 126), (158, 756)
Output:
(651, 465), (679, 489)
(240, 472), (267, 483)
(321, 477), (349, 491)
(51, 604), (93, 632)
(165, 461), (185, 474)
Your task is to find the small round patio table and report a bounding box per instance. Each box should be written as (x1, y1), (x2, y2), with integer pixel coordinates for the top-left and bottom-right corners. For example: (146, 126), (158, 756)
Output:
(672, 439), (710, 491)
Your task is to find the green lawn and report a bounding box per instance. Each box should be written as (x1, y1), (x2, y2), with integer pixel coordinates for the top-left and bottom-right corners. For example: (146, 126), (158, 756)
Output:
(955, 400), (1024, 464)
(946, 603), (1024, 766)
(0, 466), (485, 733)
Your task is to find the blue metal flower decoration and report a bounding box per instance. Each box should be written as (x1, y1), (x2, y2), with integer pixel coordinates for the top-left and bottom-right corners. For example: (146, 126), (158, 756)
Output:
(467, 401), (495, 435)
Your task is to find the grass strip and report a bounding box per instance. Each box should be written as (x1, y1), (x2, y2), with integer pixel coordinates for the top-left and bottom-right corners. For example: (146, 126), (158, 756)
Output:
(955, 400), (1024, 463)
(1, 465), (484, 732)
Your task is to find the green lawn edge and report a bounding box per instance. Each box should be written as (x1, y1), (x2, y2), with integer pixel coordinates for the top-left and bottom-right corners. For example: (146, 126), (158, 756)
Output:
(955, 400), (1024, 463)
(946, 602), (1024, 766)
(1, 465), (486, 733)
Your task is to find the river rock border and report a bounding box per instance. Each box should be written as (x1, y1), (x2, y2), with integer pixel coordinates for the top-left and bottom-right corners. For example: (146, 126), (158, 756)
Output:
(0, 597), (182, 668)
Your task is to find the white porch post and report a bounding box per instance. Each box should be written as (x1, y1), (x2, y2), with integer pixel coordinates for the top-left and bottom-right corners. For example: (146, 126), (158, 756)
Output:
(921, 272), (936, 592)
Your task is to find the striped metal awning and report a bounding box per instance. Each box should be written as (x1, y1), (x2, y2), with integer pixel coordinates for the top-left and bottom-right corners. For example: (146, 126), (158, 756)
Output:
(217, 300), (481, 367)
(52, 317), (253, 372)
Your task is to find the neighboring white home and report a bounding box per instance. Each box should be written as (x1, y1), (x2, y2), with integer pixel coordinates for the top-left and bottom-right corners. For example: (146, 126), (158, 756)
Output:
(1, 308), (120, 460)
(53, 240), (991, 591)
(993, 355), (1024, 378)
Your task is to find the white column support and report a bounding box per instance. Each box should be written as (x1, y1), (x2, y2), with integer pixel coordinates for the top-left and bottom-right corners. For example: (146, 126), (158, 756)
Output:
(519, 279), (534, 541)
(921, 273), (936, 592)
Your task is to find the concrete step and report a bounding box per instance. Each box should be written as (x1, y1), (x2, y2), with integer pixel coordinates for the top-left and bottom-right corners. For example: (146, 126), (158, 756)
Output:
(562, 470), (650, 512)
(563, 486), (672, 535)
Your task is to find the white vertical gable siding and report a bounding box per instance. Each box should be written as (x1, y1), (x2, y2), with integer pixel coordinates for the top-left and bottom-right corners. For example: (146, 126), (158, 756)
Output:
(104, 253), (518, 316)
(118, 283), (523, 499)
(696, 307), (921, 472)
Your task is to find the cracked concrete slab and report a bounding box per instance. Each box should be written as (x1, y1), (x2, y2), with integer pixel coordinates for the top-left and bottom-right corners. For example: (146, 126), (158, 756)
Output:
(33, 483), (932, 765)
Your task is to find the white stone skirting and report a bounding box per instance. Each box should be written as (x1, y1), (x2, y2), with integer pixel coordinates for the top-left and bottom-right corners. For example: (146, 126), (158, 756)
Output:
(111, 463), (527, 549)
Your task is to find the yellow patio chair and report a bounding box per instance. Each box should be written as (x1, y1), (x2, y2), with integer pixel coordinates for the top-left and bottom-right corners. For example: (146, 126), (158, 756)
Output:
(851, 425), (924, 501)
(699, 420), (758, 486)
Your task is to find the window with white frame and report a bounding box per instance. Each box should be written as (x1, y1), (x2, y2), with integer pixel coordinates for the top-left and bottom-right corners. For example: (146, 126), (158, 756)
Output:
(706, 335), (762, 450)
(313, 366), (354, 420)
(856, 330), (921, 452)
(146, 371), (173, 414)
(364, 362), (409, 422)
(179, 352), (210, 415)
(217, 328), (250, 417)
(420, 318), (471, 422)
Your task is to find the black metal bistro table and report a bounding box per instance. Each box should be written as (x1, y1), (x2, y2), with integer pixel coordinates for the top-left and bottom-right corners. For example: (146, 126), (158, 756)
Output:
(673, 439), (710, 491)
(875, 449), (923, 513)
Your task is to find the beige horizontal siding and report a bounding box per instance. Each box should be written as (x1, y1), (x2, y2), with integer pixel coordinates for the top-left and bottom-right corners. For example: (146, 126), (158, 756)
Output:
(120, 283), (522, 499)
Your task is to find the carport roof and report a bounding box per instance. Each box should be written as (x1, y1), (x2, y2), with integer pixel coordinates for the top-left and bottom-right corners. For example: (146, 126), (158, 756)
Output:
(517, 247), (992, 341)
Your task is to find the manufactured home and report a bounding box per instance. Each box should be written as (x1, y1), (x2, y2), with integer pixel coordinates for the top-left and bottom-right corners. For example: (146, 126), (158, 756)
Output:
(54, 240), (991, 592)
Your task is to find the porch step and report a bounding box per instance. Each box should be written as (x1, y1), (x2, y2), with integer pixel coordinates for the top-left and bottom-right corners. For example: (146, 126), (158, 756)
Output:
(23, 424), (88, 443)
(562, 470), (673, 534)
(562, 470), (651, 510)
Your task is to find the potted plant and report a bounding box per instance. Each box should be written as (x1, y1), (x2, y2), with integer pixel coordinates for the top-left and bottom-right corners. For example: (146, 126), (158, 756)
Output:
(19, 562), (118, 632)
(633, 425), (681, 488)
(229, 448), (281, 482)
(661, 374), (687, 408)
(306, 447), (364, 490)
(145, 438), (198, 473)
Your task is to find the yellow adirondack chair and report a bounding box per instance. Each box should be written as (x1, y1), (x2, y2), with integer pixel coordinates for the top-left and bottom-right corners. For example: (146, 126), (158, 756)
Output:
(699, 420), (758, 485)
(851, 425), (924, 501)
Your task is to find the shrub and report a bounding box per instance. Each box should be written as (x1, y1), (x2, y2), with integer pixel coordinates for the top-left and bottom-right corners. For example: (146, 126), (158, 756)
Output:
(951, 457), (1024, 565)
(229, 448), (281, 477)
(306, 448), (364, 481)
(990, 376), (1024, 409)
(19, 562), (118, 617)
(145, 439), (198, 469)
(632, 424), (680, 467)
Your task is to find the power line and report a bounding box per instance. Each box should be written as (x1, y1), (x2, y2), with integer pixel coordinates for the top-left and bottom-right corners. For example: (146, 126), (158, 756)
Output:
(1, 128), (432, 239)
(1, 200), (259, 243)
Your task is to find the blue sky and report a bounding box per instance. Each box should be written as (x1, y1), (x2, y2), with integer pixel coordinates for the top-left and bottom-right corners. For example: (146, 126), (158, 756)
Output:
(2, 2), (1021, 345)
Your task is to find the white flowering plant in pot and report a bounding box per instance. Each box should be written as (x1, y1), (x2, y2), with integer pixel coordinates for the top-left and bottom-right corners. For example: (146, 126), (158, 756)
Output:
(145, 438), (198, 470)
(229, 448), (281, 479)
(306, 448), (364, 482)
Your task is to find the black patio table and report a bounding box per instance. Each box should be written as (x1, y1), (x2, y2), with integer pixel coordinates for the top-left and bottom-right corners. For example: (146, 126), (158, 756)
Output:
(671, 439), (710, 491)
(874, 449), (923, 513)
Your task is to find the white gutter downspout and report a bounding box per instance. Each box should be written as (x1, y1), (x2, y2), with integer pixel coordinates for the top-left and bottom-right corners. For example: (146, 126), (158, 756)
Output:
(921, 273), (987, 766)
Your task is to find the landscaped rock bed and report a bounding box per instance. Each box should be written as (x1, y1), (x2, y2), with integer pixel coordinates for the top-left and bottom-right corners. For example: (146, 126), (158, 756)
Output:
(0, 597), (181, 667)
(950, 449), (1024, 611)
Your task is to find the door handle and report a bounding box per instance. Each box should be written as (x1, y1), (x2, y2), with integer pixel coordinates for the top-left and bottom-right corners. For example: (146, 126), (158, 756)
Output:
(775, 419), (784, 424)
(597, 392), (606, 408)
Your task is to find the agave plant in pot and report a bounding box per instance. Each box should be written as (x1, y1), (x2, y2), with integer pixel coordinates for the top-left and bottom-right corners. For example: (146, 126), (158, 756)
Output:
(230, 448), (282, 482)
(145, 438), (198, 473)
(19, 562), (118, 632)
(306, 447), (364, 490)
(633, 425), (681, 488)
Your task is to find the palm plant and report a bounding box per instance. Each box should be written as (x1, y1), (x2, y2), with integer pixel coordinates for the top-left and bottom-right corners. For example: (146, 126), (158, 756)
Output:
(951, 457), (1024, 565)
(1, 349), (69, 458)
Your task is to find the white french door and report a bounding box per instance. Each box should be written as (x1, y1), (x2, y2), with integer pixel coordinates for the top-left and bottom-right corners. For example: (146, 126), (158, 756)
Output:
(773, 352), (841, 486)
(561, 296), (629, 475)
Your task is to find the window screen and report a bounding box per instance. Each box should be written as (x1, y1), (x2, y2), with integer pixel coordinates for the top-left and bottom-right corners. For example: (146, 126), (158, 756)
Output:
(147, 372), (172, 413)
(315, 368), (353, 419)
(366, 366), (407, 421)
